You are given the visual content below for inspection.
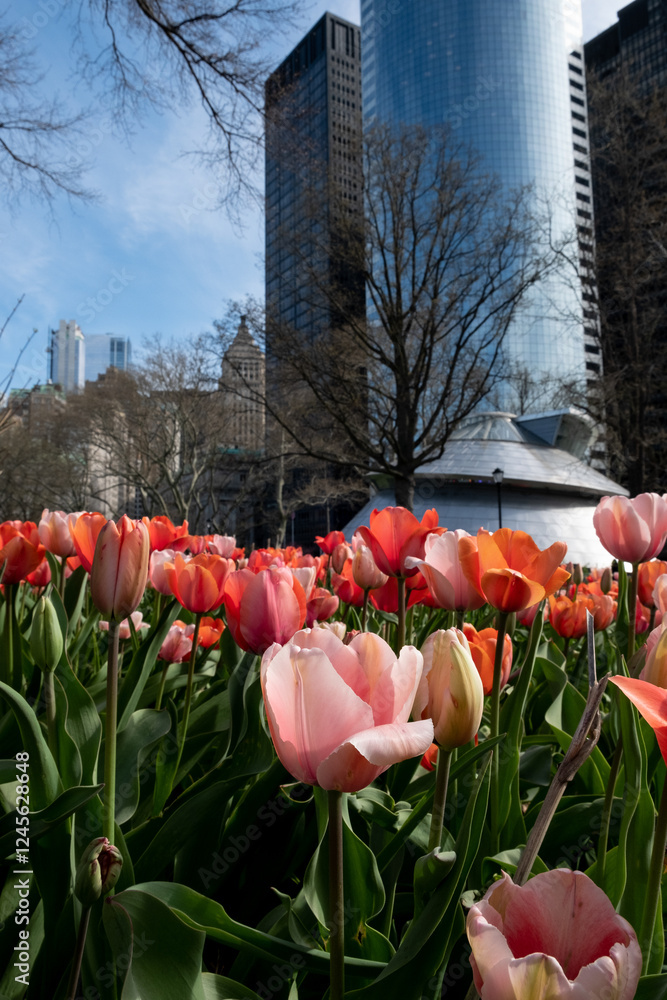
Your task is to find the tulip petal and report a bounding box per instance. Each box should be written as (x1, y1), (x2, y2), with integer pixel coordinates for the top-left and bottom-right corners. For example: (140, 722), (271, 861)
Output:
(466, 905), (517, 1000)
(288, 628), (370, 701)
(507, 953), (572, 999)
(609, 675), (667, 764)
(481, 569), (544, 613)
(316, 719), (434, 792)
(261, 644), (374, 785)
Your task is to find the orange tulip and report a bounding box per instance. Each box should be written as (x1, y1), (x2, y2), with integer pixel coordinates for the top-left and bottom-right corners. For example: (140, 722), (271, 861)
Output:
(548, 594), (593, 639)
(197, 616), (225, 648)
(459, 528), (569, 614)
(90, 516), (150, 621)
(70, 512), (108, 573)
(463, 622), (513, 695)
(638, 560), (667, 607)
(356, 506), (443, 578)
(163, 553), (232, 614)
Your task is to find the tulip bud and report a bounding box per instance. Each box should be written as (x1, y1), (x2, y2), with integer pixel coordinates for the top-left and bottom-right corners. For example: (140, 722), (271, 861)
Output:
(572, 563), (584, 585)
(30, 596), (63, 672)
(90, 516), (150, 621)
(74, 837), (123, 907)
(600, 567), (612, 594)
(352, 543), (388, 591)
(413, 629), (484, 750)
(331, 542), (352, 575)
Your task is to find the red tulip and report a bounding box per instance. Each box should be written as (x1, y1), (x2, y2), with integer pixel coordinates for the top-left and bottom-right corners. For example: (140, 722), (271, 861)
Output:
(594, 493), (667, 564)
(356, 506), (443, 578)
(0, 521), (46, 585)
(315, 530), (346, 556)
(144, 515), (189, 552)
(70, 512), (108, 573)
(463, 622), (513, 695)
(459, 528), (569, 614)
(38, 509), (76, 558)
(261, 628), (433, 791)
(163, 553), (232, 614)
(224, 565), (307, 653)
(404, 529), (486, 612)
(467, 869), (641, 1000)
(90, 516), (150, 621)
(332, 559), (366, 607)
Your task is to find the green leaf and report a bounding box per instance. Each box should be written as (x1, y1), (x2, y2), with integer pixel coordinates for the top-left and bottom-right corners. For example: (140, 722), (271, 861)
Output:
(482, 847), (549, 883)
(117, 601), (180, 729)
(542, 659), (609, 793)
(103, 887), (206, 1000)
(303, 811), (391, 962)
(635, 974), (667, 999)
(613, 689), (650, 921)
(122, 881), (383, 979)
(105, 709), (172, 824)
(346, 752), (492, 998)
(0, 783), (102, 858)
(152, 699), (180, 817)
(201, 974), (265, 1000)
(0, 682), (60, 810)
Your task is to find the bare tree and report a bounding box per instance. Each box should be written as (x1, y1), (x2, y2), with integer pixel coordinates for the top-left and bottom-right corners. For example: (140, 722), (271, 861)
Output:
(265, 124), (559, 510)
(1, 0), (301, 210)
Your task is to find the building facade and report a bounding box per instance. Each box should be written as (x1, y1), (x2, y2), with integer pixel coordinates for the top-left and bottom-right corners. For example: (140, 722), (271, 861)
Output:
(360, 0), (592, 407)
(584, 0), (667, 494)
(48, 320), (85, 392)
(85, 334), (132, 383)
(219, 316), (266, 453)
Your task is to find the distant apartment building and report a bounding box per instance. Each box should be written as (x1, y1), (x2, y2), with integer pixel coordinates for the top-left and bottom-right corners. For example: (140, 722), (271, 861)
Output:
(48, 320), (85, 392)
(85, 334), (132, 383)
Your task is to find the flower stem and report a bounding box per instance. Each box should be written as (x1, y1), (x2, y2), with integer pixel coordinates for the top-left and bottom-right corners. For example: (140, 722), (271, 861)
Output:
(104, 619), (120, 842)
(66, 905), (91, 1000)
(396, 577), (406, 652)
(174, 612), (202, 781)
(361, 590), (370, 631)
(59, 555), (67, 599)
(428, 747), (452, 852)
(595, 737), (623, 887)
(490, 611), (509, 850)
(155, 661), (169, 711)
(628, 561), (639, 661)
(328, 789), (345, 1000)
(640, 775), (667, 974)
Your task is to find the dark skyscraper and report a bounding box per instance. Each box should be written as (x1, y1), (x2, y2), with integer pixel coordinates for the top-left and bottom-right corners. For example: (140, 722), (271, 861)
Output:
(585, 0), (667, 494)
(265, 12), (363, 344)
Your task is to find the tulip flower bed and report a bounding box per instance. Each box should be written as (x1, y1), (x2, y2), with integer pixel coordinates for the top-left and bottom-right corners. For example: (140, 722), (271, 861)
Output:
(1, 499), (667, 1000)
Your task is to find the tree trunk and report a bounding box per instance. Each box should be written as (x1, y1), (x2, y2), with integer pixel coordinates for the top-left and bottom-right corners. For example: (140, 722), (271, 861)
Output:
(393, 475), (415, 512)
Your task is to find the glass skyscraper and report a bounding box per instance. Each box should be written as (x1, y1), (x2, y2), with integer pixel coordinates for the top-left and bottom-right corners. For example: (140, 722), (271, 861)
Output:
(361, 0), (591, 407)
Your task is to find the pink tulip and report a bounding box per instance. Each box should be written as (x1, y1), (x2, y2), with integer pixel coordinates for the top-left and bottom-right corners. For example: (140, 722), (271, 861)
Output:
(39, 509), (76, 558)
(331, 542), (352, 575)
(158, 621), (193, 663)
(99, 611), (149, 641)
(149, 549), (179, 595)
(224, 565), (307, 654)
(205, 534), (237, 558)
(593, 493), (667, 564)
(90, 516), (150, 621)
(654, 574), (667, 615)
(641, 621), (667, 687)
(261, 629), (433, 792)
(306, 587), (339, 627)
(404, 530), (486, 612)
(467, 870), (641, 1000)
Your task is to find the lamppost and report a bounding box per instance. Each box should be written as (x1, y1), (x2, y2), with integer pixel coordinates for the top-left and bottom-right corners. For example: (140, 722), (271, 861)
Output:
(492, 468), (504, 529)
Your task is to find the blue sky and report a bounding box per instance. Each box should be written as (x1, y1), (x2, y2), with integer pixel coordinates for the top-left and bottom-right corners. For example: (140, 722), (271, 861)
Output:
(0, 0), (622, 393)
